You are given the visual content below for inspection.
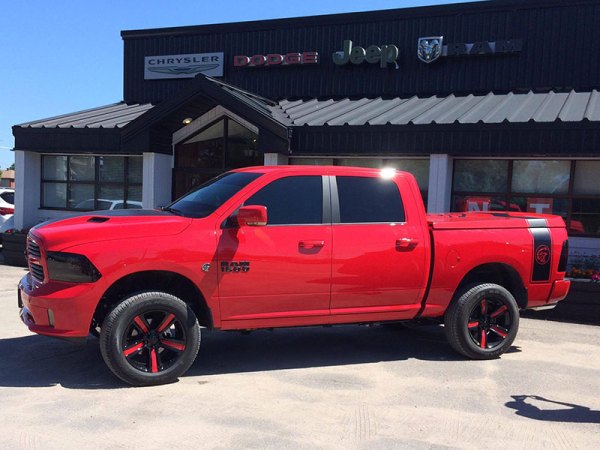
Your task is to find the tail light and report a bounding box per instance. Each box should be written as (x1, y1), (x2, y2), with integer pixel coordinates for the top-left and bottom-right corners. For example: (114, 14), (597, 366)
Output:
(558, 240), (568, 272)
(0, 207), (14, 215)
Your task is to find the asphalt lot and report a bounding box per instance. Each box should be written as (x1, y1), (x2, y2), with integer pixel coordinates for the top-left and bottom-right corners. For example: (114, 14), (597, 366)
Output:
(0, 261), (599, 449)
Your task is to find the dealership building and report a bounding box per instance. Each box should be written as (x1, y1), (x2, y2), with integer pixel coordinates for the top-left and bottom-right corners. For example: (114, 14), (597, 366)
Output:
(11, 0), (600, 266)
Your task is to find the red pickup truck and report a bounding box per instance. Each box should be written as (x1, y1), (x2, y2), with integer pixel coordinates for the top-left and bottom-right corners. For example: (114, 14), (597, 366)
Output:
(18, 166), (570, 386)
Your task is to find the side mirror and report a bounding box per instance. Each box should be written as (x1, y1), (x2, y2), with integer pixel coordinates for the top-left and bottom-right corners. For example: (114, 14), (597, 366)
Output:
(237, 205), (268, 227)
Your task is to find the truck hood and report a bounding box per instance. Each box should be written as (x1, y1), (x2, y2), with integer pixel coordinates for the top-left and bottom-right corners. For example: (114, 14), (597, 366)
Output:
(427, 212), (566, 230)
(30, 209), (194, 251)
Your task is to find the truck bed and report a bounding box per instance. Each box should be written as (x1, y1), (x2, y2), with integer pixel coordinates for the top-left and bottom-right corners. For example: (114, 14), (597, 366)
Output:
(427, 212), (566, 230)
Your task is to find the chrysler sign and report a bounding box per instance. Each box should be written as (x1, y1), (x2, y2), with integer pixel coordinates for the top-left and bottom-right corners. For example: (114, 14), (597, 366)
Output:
(144, 53), (224, 79)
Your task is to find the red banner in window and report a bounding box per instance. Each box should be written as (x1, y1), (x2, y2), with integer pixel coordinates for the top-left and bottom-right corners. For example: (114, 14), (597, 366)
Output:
(457, 196), (492, 212)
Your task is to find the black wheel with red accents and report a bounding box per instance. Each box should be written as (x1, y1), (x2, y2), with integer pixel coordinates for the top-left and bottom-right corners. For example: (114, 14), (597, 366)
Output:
(100, 292), (200, 386)
(444, 283), (519, 360)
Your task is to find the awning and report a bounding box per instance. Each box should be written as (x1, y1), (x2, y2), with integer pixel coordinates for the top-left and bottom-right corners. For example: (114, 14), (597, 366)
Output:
(15, 102), (154, 129)
(276, 90), (600, 126)
(13, 82), (600, 157)
(13, 76), (291, 155)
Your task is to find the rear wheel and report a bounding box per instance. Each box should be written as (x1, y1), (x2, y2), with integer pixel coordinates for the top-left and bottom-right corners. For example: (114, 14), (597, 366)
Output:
(100, 291), (200, 386)
(444, 283), (519, 359)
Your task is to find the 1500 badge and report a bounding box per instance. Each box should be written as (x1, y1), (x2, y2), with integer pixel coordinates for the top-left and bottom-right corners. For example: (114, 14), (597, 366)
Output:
(221, 261), (250, 273)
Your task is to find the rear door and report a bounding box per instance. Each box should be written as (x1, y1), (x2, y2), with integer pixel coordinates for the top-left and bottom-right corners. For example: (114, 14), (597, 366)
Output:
(217, 175), (332, 321)
(330, 174), (428, 317)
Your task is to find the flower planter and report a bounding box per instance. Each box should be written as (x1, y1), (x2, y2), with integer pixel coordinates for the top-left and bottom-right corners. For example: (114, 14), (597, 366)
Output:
(566, 278), (600, 294)
(1, 232), (28, 267)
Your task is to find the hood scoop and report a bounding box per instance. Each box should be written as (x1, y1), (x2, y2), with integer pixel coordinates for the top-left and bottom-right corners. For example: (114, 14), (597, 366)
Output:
(87, 217), (110, 223)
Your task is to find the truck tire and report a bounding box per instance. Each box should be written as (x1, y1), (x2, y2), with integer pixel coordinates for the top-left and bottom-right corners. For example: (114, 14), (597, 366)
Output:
(444, 283), (519, 360)
(99, 291), (201, 386)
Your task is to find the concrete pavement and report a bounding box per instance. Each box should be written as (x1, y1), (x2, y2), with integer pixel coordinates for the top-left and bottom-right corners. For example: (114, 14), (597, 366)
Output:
(0, 262), (599, 449)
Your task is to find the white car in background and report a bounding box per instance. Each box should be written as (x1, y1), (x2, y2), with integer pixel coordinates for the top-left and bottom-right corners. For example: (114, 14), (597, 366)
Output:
(0, 189), (15, 244)
(74, 199), (143, 210)
(1, 196), (143, 245)
(0, 214), (14, 236)
(0, 188), (14, 226)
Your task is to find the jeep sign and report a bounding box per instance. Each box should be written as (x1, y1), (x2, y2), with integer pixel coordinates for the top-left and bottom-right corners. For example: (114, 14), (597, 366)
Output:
(333, 40), (400, 68)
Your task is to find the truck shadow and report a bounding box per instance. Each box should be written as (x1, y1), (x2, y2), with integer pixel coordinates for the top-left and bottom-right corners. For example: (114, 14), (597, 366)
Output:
(0, 324), (508, 389)
(0, 334), (118, 389)
(189, 323), (463, 377)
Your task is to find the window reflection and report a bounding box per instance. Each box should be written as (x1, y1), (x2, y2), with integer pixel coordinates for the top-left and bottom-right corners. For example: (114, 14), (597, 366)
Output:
(41, 155), (142, 210)
(512, 160), (570, 194)
(451, 159), (600, 237)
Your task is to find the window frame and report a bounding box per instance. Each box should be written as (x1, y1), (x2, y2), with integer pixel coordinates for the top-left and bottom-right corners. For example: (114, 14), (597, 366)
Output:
(451, 158), (600, 237)
(40, 155), (143, 211)
(331, 175), (407, 225)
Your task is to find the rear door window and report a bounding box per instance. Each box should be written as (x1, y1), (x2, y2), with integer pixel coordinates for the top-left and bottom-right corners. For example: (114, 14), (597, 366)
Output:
(336, 176), (405, 223)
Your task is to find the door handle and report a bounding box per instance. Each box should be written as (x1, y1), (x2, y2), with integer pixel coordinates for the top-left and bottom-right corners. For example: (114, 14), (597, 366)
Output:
(396, 238), (418, 249)
(299, 240), (325, 249)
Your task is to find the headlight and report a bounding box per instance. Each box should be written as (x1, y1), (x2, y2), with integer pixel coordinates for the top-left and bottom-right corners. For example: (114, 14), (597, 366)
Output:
(46, 252), (102, 283)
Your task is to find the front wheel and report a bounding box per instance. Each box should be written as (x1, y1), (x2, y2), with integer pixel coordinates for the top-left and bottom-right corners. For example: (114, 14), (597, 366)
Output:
(444, 283), (519, 359)
(100, 292), (201, 386)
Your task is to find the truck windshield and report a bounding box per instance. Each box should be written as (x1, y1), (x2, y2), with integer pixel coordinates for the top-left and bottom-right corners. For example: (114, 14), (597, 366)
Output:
(165, 172), (263, 218)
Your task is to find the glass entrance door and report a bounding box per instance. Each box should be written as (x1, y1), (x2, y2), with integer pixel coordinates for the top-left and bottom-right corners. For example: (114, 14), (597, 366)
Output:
(173, 117), (261, 200)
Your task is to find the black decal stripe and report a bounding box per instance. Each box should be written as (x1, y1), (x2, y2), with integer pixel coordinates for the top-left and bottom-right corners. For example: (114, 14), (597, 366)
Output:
(34, 209), (172, 230)
(527, 218), (547, 228)
(531, 227), (552, 282)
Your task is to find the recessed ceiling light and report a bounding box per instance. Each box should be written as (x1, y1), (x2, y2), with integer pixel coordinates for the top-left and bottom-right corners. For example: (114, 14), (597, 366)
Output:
(182, 117), (193, 125)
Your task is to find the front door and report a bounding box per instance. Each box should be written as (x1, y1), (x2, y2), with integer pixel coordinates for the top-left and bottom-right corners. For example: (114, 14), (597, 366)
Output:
(217, 175), (331, 322)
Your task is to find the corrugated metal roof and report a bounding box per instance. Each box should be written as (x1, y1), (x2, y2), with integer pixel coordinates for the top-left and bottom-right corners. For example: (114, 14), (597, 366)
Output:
(16, 90), (600, 131)
(17, 102), (154, 129)
(275, 90), (600, 126)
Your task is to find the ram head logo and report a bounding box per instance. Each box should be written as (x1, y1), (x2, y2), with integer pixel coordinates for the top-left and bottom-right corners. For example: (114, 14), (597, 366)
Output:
(417, 36), (444, 63)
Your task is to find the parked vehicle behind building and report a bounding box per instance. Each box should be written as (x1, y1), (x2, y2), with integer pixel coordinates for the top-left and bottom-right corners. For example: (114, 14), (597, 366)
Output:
(0, 187), (14, 223)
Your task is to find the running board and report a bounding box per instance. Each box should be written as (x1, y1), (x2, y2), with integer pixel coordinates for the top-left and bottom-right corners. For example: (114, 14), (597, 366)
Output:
(527, 303), (558, 312)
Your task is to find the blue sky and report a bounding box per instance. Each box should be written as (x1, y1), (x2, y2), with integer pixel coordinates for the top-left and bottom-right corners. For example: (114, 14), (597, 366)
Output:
(0, 0), (480, 169)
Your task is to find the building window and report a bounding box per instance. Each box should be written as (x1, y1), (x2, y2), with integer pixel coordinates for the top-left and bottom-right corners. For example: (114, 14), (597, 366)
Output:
(41, 155), (143, 210)
(451, 159), (600, 237)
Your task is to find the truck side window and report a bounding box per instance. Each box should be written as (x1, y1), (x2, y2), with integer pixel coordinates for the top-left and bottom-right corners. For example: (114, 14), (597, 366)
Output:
(244, 176), (323, 225)
(337, 176), (405, 223)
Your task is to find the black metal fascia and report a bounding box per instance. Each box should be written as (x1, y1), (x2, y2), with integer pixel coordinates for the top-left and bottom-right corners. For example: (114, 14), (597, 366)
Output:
(290, 121), (600, 158)
(120, 0), (592, 39)
(12, 126), (123, 154)
(120, 75), (290, 152)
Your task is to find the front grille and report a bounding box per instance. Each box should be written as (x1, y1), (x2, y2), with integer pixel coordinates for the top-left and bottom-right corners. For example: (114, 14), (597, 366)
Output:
(30, 263), (45, 282)
(28, 240), (41, 259)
